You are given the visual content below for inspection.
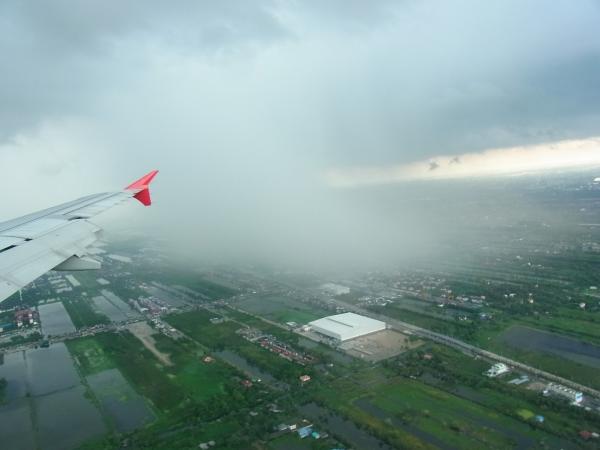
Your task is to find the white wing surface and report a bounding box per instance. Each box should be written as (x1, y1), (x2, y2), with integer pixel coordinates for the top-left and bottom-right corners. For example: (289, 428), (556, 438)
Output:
(0, 170), (158, 302)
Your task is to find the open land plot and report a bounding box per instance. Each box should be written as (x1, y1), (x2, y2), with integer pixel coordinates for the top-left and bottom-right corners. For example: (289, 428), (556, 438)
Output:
(127, 321), (173, 366)
(340, 329), (423, 361)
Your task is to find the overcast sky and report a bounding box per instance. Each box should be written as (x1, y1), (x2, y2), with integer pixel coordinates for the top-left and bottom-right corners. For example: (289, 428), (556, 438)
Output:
(1, 1), (600, 267)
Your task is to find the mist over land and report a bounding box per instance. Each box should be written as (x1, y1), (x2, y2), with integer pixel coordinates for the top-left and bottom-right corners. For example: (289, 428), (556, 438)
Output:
(1, 0), (600, 269)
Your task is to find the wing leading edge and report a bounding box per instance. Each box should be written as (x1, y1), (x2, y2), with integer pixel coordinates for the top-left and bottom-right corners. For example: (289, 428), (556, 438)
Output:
(0, 170), (159, 303)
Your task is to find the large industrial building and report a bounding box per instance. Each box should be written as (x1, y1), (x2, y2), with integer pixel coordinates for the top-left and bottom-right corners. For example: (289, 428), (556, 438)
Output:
(309, 312), (386, 342)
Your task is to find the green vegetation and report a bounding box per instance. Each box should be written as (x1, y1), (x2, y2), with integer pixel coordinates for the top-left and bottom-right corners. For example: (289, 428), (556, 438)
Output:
(372, 380), (525, 449)
(519, 310), (600, 345)
(166, 309), (314, 383)
(62, 298), (110, 329)
(69, 332), (183, 411)
(0, 331), (41, 349)
(374, 304), (478, 341)
(80, 416), (250, 450)
(165, 310), (245, 350)
(66, 337), (114, 376)
(303, 343), (600, 449)
(71, 325), (283, 449)
(517, 409), (535, 420)
(392, 346), (600, 443)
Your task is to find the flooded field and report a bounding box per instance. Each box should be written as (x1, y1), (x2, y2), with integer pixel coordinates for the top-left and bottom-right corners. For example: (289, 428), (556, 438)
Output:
(101, 290), (140, 320)
(36, 385), (105, 450)
(87, 368), (155, 432)
(0, 351), (28, 400)
(0, 398), (36, 450)
(499, 325), (600, 368)
(236, 295), (328, 325)
(0, 343), (107, 450)
(26, 344), (80, 396)
(38, 301), (76, 336)
(145, 285), (188, 307)
(92, 295), (126, 321)
(92, 290), (139, 322)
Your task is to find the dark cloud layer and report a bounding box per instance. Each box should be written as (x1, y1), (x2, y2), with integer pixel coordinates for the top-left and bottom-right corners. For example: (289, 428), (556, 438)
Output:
(1, 1), (599, 268)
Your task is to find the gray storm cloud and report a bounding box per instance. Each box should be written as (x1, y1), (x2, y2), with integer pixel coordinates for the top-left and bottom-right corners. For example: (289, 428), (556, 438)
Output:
(1, 0), (600, 268)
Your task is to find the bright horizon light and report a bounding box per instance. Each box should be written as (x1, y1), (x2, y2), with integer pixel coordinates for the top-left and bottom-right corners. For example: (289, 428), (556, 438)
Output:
(326, 137), (600, 187)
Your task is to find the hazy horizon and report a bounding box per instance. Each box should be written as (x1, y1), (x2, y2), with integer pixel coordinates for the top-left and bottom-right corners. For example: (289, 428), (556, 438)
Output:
(1, 0), (600, 269)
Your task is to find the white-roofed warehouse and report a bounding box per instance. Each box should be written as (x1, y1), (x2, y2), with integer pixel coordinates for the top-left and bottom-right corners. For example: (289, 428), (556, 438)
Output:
(309, 312), (386, 342)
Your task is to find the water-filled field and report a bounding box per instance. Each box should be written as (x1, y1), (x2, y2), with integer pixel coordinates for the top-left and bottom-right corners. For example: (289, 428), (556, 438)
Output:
(87, 368), (155, 432)
(38, 301), (76, 336)
(499, 325), (600, 369)
(0, 343), (106, 450)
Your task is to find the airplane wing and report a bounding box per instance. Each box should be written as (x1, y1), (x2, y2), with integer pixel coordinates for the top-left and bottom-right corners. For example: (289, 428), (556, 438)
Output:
(0, 170), (158, 303)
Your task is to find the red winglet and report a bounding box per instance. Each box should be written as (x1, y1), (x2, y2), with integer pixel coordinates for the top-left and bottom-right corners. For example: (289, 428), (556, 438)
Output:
(125, 170), (159, 206)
